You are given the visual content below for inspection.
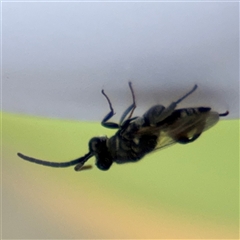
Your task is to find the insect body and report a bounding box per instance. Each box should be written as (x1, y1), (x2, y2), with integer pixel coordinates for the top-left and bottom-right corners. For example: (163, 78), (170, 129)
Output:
(17, 83), (229, 171)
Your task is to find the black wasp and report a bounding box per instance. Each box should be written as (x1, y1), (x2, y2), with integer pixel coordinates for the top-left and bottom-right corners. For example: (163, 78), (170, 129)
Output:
(18, 82), (229, 171)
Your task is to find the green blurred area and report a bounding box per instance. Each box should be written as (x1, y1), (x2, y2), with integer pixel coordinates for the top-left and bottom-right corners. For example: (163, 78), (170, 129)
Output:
(2, 112), (239, 226)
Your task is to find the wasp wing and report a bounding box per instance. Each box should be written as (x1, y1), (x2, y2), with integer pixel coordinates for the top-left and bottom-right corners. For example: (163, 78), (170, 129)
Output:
(136, 110), (219, 151)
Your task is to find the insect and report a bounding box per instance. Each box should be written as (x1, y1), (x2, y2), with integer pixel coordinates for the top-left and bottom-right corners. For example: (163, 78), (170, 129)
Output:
(17, 82), (229, 171)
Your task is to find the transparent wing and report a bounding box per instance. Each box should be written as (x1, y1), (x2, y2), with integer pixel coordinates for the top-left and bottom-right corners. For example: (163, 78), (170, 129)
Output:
(154, 131), (176, 150)
(136, 111), (219, 152)
(164, 111), (219, 139)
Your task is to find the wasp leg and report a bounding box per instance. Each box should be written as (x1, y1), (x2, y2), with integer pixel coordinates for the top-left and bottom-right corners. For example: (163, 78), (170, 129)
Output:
(119, 82), (136, 124)
(219, 111), (229, 117)
(157, 84), (198, 122)
(175, 133), (201, 144)
(101, 89), (119, 129)
(144, 85), (198, 126)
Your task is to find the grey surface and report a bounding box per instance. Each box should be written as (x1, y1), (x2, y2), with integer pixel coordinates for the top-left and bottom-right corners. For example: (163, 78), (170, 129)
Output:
(2, 2), (239, 121)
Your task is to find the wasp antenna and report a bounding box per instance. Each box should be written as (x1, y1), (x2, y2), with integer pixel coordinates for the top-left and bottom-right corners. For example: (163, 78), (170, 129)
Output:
(17, 152), (93, 168)
(219, 111), (229, 117)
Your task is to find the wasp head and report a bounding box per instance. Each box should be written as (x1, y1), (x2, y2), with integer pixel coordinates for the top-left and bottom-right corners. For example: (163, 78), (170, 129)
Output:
(88, 136), (113, 170)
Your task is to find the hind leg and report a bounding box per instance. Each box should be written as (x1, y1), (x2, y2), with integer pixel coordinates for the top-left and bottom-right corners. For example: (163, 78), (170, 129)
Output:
(144, 85), (198, 126)
(101, 82), (136, 129)
(175, 133), (201, 144)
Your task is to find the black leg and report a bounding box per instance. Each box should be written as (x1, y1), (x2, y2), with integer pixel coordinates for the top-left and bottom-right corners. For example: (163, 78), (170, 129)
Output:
(119, 82), (136, 124)
(175, 84), (198, 104)
(219, 111), (229, 117)
(160, 85), (198, 121)
(176, 133), (201, 144)
(101, 89), (119, 129)
(144, 85), (198, 125)
(101, 82), (137, 128)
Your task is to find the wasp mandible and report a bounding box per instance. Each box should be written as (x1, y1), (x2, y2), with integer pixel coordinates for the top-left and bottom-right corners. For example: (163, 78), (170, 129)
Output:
(17, 82), (229, 171)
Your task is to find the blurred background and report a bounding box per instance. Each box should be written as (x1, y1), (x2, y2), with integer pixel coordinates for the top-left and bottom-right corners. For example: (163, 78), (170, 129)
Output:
(2, 1), (239, 239)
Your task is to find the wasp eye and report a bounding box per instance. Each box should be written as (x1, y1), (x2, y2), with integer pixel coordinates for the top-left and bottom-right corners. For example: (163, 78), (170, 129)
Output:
(89, 137), (107, 152)
(89, 138), (99, 151)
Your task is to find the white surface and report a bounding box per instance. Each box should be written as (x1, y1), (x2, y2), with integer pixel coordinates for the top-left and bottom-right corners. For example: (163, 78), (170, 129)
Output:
(2, 2), (239, 121)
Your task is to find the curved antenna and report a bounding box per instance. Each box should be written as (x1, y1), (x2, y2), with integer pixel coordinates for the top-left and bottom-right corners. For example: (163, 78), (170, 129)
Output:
(17, 152), (93, 169)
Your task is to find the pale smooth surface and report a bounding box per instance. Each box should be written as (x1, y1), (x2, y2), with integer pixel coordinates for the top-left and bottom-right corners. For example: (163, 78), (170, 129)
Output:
(2, 2), (239, 120)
